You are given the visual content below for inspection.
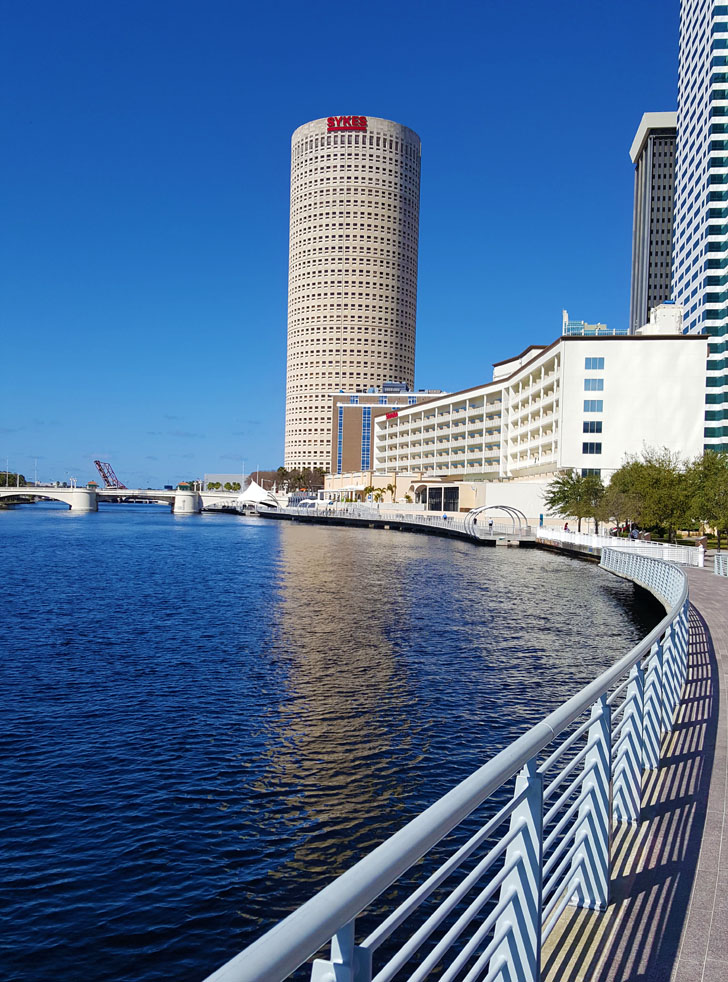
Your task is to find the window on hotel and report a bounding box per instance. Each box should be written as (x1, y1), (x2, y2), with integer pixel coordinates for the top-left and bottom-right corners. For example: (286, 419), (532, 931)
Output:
(582, 442), (602, 454)
(584, 400), (603, 412)
(584, 378), (604, 391)
(583, 420), (603, 433)
(585, 357), (605, 370)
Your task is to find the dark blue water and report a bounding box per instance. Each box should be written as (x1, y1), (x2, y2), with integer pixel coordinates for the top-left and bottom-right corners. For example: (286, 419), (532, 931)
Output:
(1, 503), (660, 981)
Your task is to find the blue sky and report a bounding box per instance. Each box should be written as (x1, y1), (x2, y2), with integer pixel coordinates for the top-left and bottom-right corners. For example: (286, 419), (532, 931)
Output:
(1, 0), (680, 487)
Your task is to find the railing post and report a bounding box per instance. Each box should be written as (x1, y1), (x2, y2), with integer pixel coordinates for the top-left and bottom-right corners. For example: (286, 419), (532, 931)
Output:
(643, 640), (663, 769)
(568, 695), (611, 910)
(488, 759), (543, 982)
(661, 623), (681, 732)
(677, 601), (689, 693)
(311, 920), (372, 982)
(613, 662), (644, 822)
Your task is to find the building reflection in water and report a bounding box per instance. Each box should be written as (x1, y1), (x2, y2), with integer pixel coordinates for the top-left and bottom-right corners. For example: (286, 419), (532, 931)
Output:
(242, 523), (661, 916)
(259, 525), (422, 889)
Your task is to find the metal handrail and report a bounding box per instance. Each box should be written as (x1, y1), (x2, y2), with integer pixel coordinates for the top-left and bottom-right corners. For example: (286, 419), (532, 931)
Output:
(715, 553), (728, 577)
(204, 550), (689, 982)
(277, 505), (531, 540)
(537, 526), (705, 567)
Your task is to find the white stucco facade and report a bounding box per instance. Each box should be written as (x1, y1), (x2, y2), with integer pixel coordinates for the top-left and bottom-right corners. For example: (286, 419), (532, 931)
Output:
(284, 115), (421, 470)
(373, 333), (709, 482)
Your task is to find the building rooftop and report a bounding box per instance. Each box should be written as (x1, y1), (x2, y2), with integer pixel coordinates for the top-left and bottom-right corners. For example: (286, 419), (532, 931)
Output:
(629, 111), (677, 163)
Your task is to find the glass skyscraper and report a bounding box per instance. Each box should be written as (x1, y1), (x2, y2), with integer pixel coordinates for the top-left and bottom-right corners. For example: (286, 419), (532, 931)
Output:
(673, 0), (728, 449)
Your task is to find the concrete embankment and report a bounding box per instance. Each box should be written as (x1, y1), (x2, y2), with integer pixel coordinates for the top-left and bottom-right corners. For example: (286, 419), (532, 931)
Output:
(535, 538), (602, 562)
(258, 508), (536, 548)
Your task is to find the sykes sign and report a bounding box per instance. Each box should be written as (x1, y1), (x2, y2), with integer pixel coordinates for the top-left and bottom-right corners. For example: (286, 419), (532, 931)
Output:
(327, 115), (368, 133)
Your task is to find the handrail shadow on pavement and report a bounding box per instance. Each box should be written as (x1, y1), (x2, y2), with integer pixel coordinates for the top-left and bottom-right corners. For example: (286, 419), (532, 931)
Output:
(541, 605), (718, 982)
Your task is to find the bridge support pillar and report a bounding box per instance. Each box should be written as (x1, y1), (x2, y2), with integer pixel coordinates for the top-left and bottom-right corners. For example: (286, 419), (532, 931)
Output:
(173, 490), (201, 514)
(69, 489), (98, 512)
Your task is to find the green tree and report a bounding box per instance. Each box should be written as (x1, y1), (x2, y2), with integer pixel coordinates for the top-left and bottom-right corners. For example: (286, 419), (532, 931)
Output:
(599, 485), (639, 534)
(543, 469), (605, 532)
(609, 448), (690, 542)
(688, 450), (728, 550)
(372, 488), (384, 503)
(311, 467), (325, 491)
(224, 482), (233, 491)
(231, 482), (241, 492)
(386, 482), (395, 501)
(1, 472), (27, 487)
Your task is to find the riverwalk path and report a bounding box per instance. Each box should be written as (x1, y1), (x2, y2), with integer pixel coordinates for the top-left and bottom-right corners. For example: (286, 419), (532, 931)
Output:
(543, 564), (728, 982)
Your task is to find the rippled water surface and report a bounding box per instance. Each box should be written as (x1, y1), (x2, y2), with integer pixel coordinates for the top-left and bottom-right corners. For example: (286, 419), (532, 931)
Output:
(1, 504), (661, 981)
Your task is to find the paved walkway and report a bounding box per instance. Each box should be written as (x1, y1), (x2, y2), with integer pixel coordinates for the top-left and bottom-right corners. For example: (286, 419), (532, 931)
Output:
(542, 565), (727, 981)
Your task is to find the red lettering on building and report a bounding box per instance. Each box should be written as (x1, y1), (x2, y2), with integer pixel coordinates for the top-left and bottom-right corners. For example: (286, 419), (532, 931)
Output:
(385, 411), (399, 419)
(327, 115), (368, 133)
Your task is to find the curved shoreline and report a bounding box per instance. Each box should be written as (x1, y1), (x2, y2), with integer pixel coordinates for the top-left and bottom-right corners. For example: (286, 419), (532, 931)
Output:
(203, 550), (698, 982)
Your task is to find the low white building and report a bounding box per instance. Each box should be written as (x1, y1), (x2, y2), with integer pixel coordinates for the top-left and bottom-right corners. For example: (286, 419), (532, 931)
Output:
(373, 322), (708, 485)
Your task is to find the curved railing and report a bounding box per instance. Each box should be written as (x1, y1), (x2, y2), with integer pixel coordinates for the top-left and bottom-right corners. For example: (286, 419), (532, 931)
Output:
(537, 525), (705, 567)
(203, 549), (689, 982)
(272, 505), (531, 539)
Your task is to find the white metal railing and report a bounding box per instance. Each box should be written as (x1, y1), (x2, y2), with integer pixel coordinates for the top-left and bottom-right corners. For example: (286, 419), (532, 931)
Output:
(278, 505), (530, 539)
(203, 550), (689, 982)
(536, 526), (705, 568)
(715, 553), (728, 577)
(282, 504), (468, 535)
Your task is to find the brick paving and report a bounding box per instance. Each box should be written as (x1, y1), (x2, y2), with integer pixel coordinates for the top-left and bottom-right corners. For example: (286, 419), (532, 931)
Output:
(542, 564), (728, 981)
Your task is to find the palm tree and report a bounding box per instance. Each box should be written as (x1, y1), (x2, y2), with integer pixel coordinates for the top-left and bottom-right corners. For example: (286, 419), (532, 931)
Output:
(372, 488), (384, 504)
(386, 482), (395, 501)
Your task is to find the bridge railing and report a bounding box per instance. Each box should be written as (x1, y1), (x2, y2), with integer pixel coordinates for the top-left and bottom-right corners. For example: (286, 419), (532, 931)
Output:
(537, 525), (704, 567)
(203, 549), (689, 982)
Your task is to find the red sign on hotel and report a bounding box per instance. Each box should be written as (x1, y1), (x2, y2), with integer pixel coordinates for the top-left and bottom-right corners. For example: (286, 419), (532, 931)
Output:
(385, 411), (399, 419)
(327, 115), (368, 133)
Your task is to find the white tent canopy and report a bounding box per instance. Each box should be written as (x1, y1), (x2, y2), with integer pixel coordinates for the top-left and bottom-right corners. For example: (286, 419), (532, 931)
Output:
(235, 479), (279, 508)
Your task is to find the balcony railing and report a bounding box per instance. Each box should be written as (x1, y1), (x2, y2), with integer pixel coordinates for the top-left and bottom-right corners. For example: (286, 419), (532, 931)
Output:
(203, 549), (689, 982)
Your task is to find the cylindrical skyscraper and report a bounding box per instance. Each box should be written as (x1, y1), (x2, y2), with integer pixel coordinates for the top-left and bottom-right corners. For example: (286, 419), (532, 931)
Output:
(284, 115), (421, 471)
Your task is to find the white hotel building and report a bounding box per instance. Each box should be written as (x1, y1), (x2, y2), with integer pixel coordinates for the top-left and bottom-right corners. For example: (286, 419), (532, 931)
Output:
(372, 313), (708, 493)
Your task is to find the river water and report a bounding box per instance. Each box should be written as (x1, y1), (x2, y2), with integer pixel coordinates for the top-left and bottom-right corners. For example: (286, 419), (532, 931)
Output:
(1, 503), (661, 981)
